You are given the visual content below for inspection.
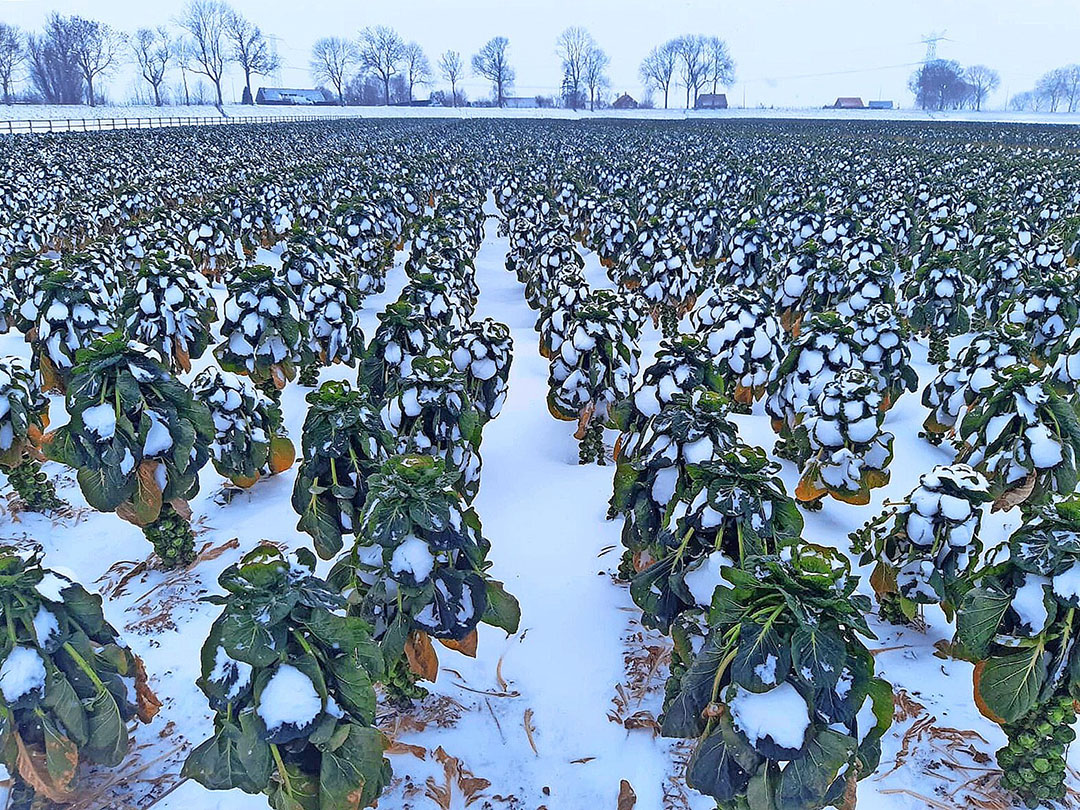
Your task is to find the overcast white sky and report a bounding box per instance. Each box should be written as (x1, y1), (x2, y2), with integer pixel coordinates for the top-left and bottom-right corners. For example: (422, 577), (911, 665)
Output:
(1, 0), (1077, 108)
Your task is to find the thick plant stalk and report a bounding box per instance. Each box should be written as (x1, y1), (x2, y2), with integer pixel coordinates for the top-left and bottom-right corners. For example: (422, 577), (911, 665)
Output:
(578, 421), (606, 466)
(143, 503), (196, 569)
(6, 457), (64, 511)
(929, 329), (949, 367)
(660, 303), (680, 340)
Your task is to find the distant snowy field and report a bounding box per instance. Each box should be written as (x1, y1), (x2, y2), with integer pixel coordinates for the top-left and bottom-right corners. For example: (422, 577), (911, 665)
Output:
(2, 103), (1080, 130)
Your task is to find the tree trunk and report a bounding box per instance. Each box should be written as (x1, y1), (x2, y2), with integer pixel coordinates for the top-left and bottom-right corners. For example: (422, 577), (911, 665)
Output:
(338, 86), (344, 105)
(153, 84), (162, 106)
(244, 68), (253, 105)
(87, 75), (95, 107)
(214, 79), (223, 105)
(383, 76), (390, 105)
(663, 86), (669, 109)
(451, 80), (457, 107)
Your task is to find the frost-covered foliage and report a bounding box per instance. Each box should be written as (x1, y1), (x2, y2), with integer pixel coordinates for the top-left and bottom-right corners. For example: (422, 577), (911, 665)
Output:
(186, 211), (239, 279)
(215, 265), (309, 393)
(329, 455), (519, 704)
(1002, 276), (1078, 364)
(921, 324), (1031, 443)
(766, 312), (863, 458)
(184, 545), (391, 810)
(0, 547), (160, 806)
(623, 437), (801, 632)
(546, 289), (642, 464)
(26, 270), (114, 392)
(718, 219), (772, 288)
(45, 335), (213, 567)
(359, 300), (443, 402)
(451, 319), (513, 421)
(903, 252), (973, 364)
(628, 228), (699, 336)
(398, 273), (472, 333)
(852, 463), (991, 622)
(614, 335), (721, 446)
(956, 497), (1080, 808)
(279, 230), (348, 301)
(302, 277), (365, 369)
(795, 369), (894, 506)
(774, 244), (829, 331)
(693, 287), (786, 406)
(333, 201), (396, 297)
(954, 365), (1080, 510)
(382, 356), (483, 502)
(292, 381), (391, 559)
(853, 303), (918, 408)
(121, 253), (216, 373)
(662, 546), (893, 810)
(191, 368), (294, 490)
(0, 357), (62, 511)
(610, 387), (736, 541)
(971, 228), (1027, 323)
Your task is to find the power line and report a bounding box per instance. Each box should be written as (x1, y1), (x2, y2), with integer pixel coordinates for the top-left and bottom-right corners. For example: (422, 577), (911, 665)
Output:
(740, 61), (924, 85)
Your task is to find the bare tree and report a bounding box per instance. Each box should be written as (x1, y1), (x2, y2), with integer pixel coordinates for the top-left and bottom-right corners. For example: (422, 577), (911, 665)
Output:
(583, 42), (609, 111)
(358, 26), (404, 105)
(0, 24), (24, 104)
(556, 26), (591, 110)
(1060, 65), (1080, 113)
(472, 36), (514, 107)
(402, 42), (430, 103)
(133, 27), (172, 106)
(640, 41), (678, 109)
(703, 36), (735, 95)
(1036, 67), (1068, 112)
(964, 64), (999, 111)
(68, 17), (125, 106)
(311, 37), (355, 105)
(27, 14), (84, 105)
(225, 10), (278, 104)
(675, 34), (707, 108)
(438, 49), (463, 107)
(178, 0), (231, 106)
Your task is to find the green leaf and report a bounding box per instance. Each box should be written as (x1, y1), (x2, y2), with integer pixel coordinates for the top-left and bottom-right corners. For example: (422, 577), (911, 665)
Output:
(318, 724), (390, 810)
(732, 622), (790, 693)
(220, 609), (280, 668)
(43, 666), (89, 746)
(76, 465), (134, 513)
(83, 688), (128, 767)
(956, 585), (1012, 658)
(481, 580), (520, 634)
(183, 716), (270, 794)
(975, 645), (1048, 724)
(777, 728), (854, 810)
(686, 725), (758, 802)
(328, 657), (376, 725)
(661, 631), (731, 738)
(791, 625), (845, 690)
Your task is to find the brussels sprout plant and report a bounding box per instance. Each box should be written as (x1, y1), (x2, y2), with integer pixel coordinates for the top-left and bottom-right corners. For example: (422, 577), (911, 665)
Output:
(0, 358), (62, 511)
(183, 545), (391, 810)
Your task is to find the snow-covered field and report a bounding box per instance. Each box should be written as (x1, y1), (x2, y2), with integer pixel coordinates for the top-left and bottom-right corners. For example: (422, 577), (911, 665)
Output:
(0, 192), (1054, 810)
(3, 103), (1080, 132)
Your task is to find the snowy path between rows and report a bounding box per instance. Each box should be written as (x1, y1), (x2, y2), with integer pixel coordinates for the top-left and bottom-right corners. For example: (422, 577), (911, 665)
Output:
(0, 200), (1070, 809)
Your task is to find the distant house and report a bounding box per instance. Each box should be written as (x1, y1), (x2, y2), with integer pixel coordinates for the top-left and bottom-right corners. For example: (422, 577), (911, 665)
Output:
(695, 93), (728, 110)
(256, 87), (335, 106)
(503, 97), (538, 109)
(868, 100), (895, 110)
(828, 97), (865, 109)
(612, 93), (638, 110)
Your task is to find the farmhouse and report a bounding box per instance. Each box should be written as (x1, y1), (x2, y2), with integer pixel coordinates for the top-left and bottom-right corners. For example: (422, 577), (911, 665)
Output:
(256, 87), (335, 106)
(503, 97), (539, 109)
(612, 93), (639, 110)
(828, 97), (865, 109)
(868, 100), (895, 110)
(695, 93), (728, 109)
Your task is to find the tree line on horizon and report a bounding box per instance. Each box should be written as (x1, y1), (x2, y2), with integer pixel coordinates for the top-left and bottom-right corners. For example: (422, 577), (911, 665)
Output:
(0, 4), (1071, 113)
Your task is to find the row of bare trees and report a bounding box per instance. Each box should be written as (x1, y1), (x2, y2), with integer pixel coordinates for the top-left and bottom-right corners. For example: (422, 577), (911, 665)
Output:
(639, 34), (735, 109)
(0, 1), (276, 107)
(311, 29), (514, 107)
(1010, 65), (1080, 113)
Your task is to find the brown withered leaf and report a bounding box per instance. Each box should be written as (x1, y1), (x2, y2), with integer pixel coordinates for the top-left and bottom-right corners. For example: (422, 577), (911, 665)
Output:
(133, 654), (163, 723)
(439, 629), (478, 658)
(16, 730), (74, 803)
(618, 779), (637, 810)
(992, 471), (1036, 513)
(405, 631), (440, 682)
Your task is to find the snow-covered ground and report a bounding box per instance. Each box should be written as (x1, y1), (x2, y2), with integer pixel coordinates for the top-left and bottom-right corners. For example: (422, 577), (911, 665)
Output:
(3, 103), (1080, 133)
(0, 199), (1062, 810)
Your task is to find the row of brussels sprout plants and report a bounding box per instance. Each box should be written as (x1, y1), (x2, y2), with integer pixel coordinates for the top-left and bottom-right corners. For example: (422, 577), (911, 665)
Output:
(493, 131), (1080, 810)
(0, 138), (521, 810)
(4, 118), (1080, 808)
